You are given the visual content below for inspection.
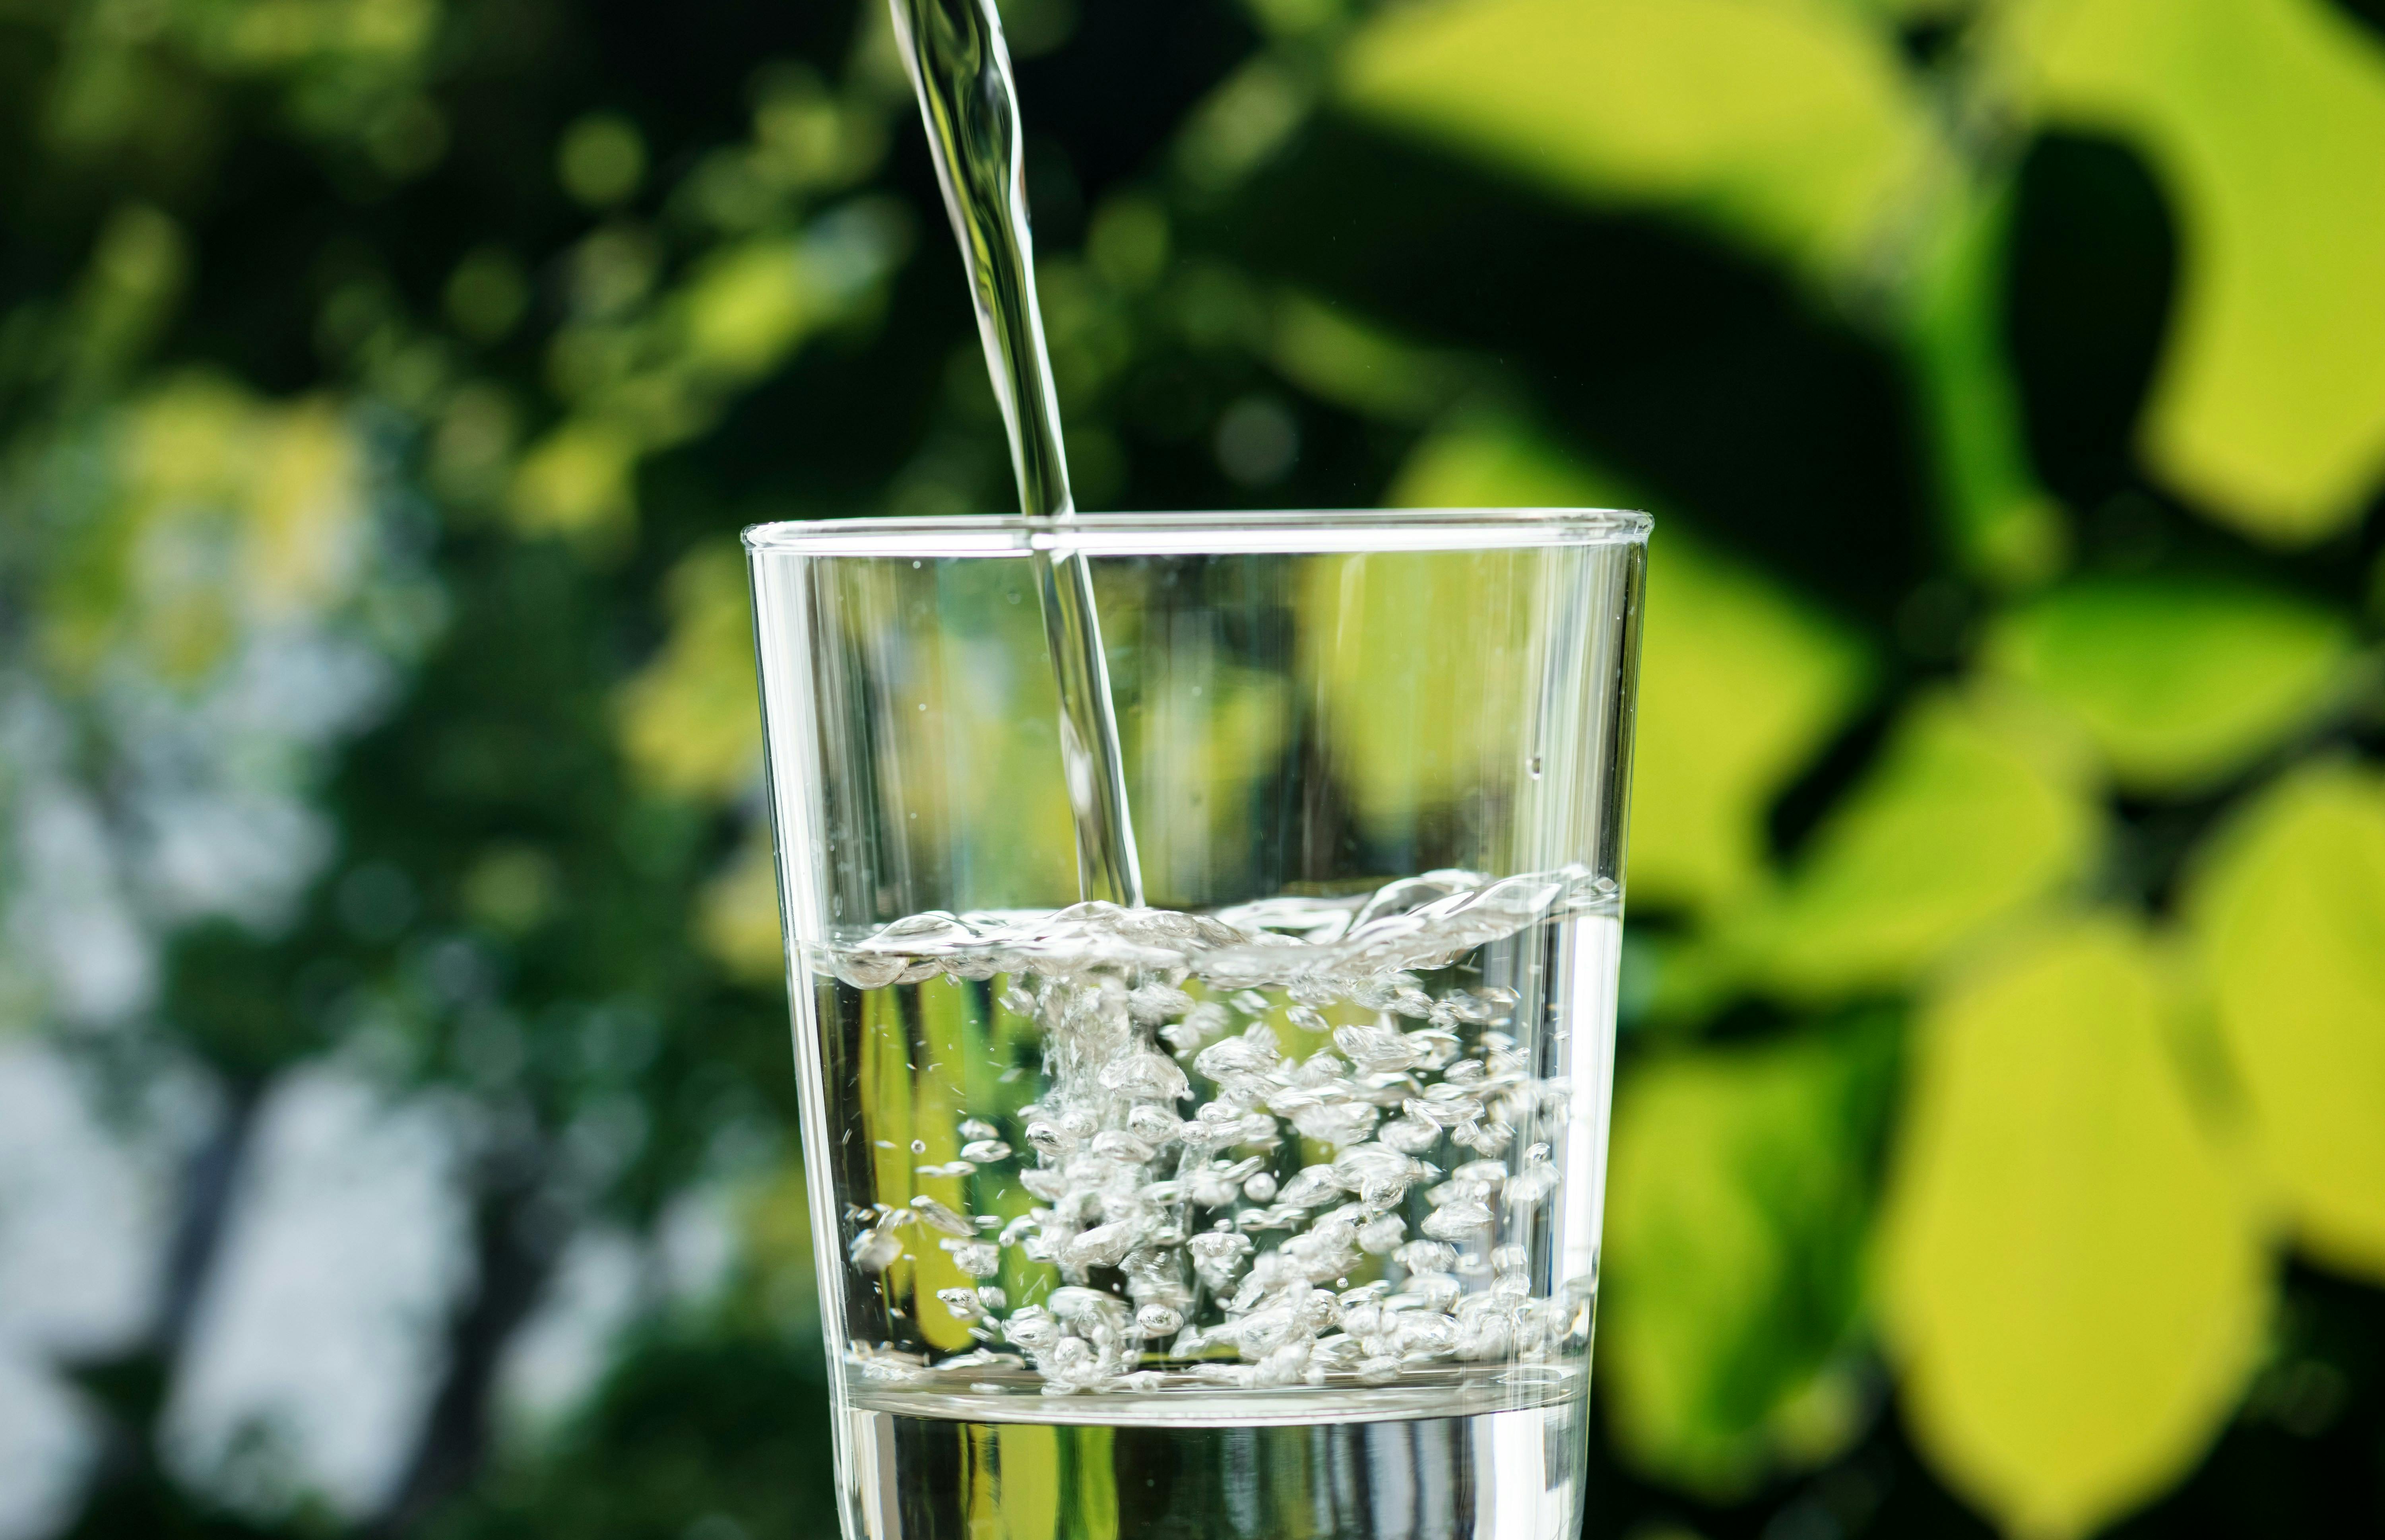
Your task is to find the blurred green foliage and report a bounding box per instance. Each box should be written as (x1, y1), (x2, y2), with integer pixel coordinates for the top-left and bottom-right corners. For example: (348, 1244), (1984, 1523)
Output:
(1877, 919), (2266, 1538)
(3, 0), (2383, 1538)
(1602, 1016), (1895, 1495)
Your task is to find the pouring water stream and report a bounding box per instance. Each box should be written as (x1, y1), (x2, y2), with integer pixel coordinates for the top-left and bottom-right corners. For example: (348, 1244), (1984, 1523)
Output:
(888, 0), (1144, 908)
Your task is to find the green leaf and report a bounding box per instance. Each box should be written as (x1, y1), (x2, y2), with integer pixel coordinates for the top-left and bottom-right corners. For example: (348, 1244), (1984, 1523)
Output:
(1985, 577), (2356, 793)
(1268, 291), (1463, 423)
(1735, 690), (2100, 999)
(1338, 0), (1935, 278)
(2008, 0), (2385, 539)
(1294, 546), (1536, 830)
(1879, 919), (2268, 1539)
(697, 824), (785, 983)
(510, 419), (638, 547)
(1899, 178), (2071, 587)
(2186, 762), (2385, 1282)
(1632, 536), (1875, 916)
(677, 236), (818, 379)
(1385, 413), (1635, 514)
(1365, 419), (1597, 826)
(1389, 418), (1872, 914)
(1118, 659), (1291, 907)
(1601, 1022), (1894, 1495)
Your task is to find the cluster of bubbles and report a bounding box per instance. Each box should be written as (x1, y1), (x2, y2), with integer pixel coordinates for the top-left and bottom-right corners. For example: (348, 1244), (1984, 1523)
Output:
(824, 867), (1615, 1397)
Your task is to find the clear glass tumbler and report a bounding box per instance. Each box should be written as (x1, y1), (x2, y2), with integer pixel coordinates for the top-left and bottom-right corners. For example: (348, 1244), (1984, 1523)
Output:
(746, 510), (1648, 1540)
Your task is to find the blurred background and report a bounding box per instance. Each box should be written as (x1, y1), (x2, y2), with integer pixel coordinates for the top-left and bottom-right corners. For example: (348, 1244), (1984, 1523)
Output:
(2, 0), (2382, 1536)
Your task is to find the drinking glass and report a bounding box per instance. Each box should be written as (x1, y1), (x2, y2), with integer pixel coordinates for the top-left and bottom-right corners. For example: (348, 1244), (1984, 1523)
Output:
(746, 509), (1647, 1540)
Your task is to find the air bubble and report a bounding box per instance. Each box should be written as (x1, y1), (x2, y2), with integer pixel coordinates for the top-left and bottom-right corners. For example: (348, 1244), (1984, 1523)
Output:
(820, 865), (1606, 1394)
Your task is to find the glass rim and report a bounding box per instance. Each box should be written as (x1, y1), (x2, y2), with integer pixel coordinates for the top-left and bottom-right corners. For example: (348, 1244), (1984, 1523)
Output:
(742, 507), (1652, 559)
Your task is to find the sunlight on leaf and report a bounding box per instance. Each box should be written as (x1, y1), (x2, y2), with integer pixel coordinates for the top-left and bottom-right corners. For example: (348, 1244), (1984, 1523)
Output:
(509, 419), (636, 546)
(698, 825), (786, 984)
(1295, 546), (1534, 835)
(679, 238), (813, 378)
(67, 203), (188, 398)
(43, 376), (372, 687)
(737, 1159), (819, 1329)
(858, 985), (917, 1306)
(460, 844), (561, 936)
(1385, 412), (1630, 514)
(1986, 576), (2356, 793)
(978, 1424), (1064, 1540)
(244, 398), (367, 617)
(2008, 0), (2385, 539)
(1339, 0), (1935, 277)
(616, 543), (762, 802)
(1389, 417), (1870, 914)
(2187, 762), (2385, 1282)
(911, 981), (980, 1352)
(1900, 178), (2070, 587)
(1268, 291), (1459, 423)
(1632, 537), (1874, 917)
(825, 558), (1080, 914)
(1124, 658), (1290, 910)
(1176, 56), (1315, 192)
(1880, 918), (2268, 1540)
(502, 213), (899, 555)
(1736, 690), (2099, 999)
(1603, 1022), (1892, 1496)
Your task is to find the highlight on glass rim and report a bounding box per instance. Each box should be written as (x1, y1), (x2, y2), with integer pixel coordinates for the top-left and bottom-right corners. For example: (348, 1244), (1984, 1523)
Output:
(0, 1), (2380, 1539)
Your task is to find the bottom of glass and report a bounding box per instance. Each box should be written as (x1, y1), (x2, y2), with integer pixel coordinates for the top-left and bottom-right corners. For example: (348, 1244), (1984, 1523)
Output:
(837, 1388), (1590, 1540)
(844, 1360), (1583, 1428)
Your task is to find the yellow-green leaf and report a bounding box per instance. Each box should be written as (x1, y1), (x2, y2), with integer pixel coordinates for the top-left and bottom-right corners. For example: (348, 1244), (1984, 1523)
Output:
(1384, 413), (1629, 514)
(1602, 1024), (1891, 1495)
(509, 418), (636, 545)
(43, 378), (371, 687)
(1737, 690), (2099, 999)
(1339, 0), (1935, 277)
(2186, 761), (2385, 1282)
(616, 542), (762, 801)
(1120, 662), (1291, 909)
(1899, 177), (2070, 587)
(1985, 577), (2355, 793)
(737, 1158), (820, 1328)
(1295, 545), (1535, 832)
(2009, 0), (2385, 539)
(1632, 536), (1875, 917)
(1879, 919), (2268, 1539)
(1268, 291), (1460, 423)
(698, 824), (786, 983)
(677, 237), (813, 379)
(910, 979), (981, 1351)
(1175, 55), (1315, 192)
(1388, 418), (1871, 914)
